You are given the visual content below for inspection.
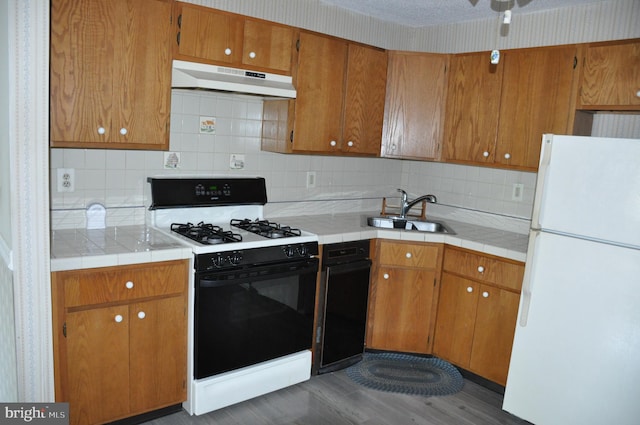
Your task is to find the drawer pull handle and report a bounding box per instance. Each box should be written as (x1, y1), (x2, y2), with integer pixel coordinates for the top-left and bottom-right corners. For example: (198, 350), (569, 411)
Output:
(125, 281), (134, 289)
(383, 273), (390, 280)
(114, 314), (123, 323)
(405, 252), (412, 259)
(477, 266), (485, 273)
(467, 286), (473, 293)
(482, 291), (489, 298)
(137, 311), (146, 319)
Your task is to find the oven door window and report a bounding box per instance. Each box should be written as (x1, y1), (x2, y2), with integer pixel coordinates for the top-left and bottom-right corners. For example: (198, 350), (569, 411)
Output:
(195, 258), (318, 379)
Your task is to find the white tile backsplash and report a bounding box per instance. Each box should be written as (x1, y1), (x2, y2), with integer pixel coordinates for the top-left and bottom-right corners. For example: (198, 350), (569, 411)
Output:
(51, 89), (637, 230)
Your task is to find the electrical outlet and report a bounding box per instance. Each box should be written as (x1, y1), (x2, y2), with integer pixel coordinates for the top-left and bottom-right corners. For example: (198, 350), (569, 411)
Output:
(512, 183), (524, 202)
(57, 168), (75, 193)
(306, 171), (316, 189)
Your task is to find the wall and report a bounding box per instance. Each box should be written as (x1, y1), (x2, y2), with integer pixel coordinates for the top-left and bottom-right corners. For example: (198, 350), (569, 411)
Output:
(0, 0), (18, 403)
(50, 0), (640, 231)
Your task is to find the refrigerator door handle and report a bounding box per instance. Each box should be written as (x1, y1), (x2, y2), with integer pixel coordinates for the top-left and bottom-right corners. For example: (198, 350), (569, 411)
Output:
(531, 134), (554, 230)
(519, 230), (540, 327)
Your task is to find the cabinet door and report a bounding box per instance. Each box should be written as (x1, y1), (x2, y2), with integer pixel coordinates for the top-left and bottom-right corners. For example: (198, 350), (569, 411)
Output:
(469, 284), (520, 386)
(66, 306), (130, 425)
(50, 0), (172, 149)
(579, 40), (640, 109)
(130, 296), (187, 413)
(342, 44), (387, 155)
(444, 52), (503, 164)
(368, 267), (438, 354)
(433, 273), (478, 368)
(292, 32), (347, 153)
(382, 52), (448, 160)
(50, 0), (114, 144)
(177, 3), (242, 64)
(112, 0), (172, 148)
(242, 19), (294, 73)
(496, 46), (578, 169)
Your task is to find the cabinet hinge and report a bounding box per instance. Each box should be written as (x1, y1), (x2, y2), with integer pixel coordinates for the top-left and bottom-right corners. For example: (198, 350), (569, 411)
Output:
(433, 278), (437, 287)
(573, 56), (578, 69)
(289, 130), (294, 144)
(177, 14), (182, 28)
(176, 31), (181, 46)
(63, 322), (67, 338)
(296, 39), (300, 52)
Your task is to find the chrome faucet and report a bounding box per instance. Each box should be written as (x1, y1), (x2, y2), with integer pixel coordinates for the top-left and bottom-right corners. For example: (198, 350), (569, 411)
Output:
(397, 189), (437, 219)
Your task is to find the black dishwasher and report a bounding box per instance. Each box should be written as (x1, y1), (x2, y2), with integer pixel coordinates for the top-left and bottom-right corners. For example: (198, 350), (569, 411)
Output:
(314, 240), (371, 374)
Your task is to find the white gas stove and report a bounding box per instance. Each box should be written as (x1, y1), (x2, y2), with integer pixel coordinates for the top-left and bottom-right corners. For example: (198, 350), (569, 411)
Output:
(147, 176), (319, 416)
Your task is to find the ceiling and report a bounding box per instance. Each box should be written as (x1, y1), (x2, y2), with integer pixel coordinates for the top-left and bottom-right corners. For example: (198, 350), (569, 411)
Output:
(319, 0), (609, 27)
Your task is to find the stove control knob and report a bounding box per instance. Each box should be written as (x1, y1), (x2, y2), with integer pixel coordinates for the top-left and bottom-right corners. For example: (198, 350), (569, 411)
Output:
(228, 252), (243, 265)
(211, 254), (225, 268)
(283, 246), (296, 258)
(297, 245), (309, 257)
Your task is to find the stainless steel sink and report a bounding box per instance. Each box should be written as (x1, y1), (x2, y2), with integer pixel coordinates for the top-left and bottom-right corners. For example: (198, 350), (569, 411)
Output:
(367, 216), (455, 234)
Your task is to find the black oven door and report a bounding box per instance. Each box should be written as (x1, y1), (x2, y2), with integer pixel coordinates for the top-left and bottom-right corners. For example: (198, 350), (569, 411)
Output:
(194, 258), (319, 379)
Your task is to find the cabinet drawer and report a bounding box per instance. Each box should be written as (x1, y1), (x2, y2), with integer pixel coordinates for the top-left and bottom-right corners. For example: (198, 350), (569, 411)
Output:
(443, 247), (524, 291)
(378, 240), (440, 269)
(58, 260), (188, 308)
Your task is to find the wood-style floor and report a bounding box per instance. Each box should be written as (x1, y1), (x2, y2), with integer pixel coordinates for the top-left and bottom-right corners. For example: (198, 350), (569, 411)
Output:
(143, 370), (532, 425)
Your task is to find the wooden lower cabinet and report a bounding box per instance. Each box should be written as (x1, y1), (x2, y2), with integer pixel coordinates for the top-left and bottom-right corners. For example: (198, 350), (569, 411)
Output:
(366, 240), (443, 354)
(433, 247), (523, 386)
(52, 260), (189, 425)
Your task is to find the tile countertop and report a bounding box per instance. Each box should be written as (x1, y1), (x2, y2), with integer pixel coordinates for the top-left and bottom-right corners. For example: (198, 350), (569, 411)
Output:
(50, 225), (193, 272)
(278, 212), (529, 263)
(50, 213), (529, 272)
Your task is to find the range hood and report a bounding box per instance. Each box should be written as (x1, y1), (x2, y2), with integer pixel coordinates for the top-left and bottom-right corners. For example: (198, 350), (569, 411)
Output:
(172, 60), (296, 98)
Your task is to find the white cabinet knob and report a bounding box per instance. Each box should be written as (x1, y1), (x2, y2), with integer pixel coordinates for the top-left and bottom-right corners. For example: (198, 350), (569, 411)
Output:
(347, 141), (354, 147)
(383, 273), (390, 280)
(477, 266), (485, 273)
(482, 291), (489, 298)
(125, 281), (134, 289)
(97, 127), (106, 135)
(405, 252), (412, 259)
(391, 144), (397, 150)
(329, 140), (337, 147)
(483, 151), (490, 158)
(466, 286), (473, 293)
(504, 153), (511, 159)
(114, 314), (123, 323)
(119, 127), (127, 135)
(248, 51), (256, 59)
(137, 311), (146, 319)
(224, 47), (232, 56)
(636, 90), (640, 98)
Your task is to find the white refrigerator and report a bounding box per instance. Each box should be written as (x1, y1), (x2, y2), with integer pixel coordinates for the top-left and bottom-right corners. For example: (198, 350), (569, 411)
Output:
(503, 134), (640, 425)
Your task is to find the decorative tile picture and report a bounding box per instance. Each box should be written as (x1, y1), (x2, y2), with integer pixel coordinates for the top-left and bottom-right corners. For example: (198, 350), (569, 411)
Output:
(200, 116), (216, 134)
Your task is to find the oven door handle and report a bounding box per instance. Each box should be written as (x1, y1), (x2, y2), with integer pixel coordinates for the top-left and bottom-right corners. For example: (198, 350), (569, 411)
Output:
(198, 258), (319, 288)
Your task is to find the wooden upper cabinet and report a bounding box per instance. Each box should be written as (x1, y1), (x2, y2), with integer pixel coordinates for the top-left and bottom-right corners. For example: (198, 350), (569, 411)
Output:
(443, 51), (503, 165)
(291, 31), (348, 153)
(50, 0), (172, 150)
(264, 31), (386, 156)
(496, 46), (578, 170)
(174, 2), (295, 74)
(578, 39), (640, 110)
(444, 47), (578, 171)
(382, 52), (448, 160)
(343, 44), (388, 155)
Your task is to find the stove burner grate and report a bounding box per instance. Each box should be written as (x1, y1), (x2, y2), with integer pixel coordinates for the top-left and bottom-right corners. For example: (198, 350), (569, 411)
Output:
(230, 218), (302, 239)
(171, 222), (242, 245)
